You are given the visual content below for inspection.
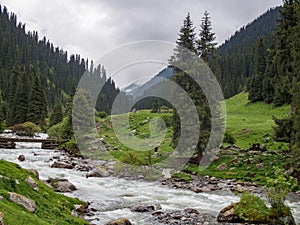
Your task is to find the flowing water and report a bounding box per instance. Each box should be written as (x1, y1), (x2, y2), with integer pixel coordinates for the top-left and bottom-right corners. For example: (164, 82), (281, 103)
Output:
(0, 142), (299, 224)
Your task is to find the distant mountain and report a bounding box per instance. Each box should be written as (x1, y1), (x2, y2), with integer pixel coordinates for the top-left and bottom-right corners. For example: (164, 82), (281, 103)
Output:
(122, 83), (142, 95)
(213, 6), (281, 98)
(129, 67), (174, 99)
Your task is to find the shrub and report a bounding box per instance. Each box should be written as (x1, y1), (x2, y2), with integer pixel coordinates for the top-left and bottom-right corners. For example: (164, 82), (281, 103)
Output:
(224, 131), (236, 144)
(98, 111), (108, 118)
(11, 122), (41, 136)
(235, 193), (270, 223)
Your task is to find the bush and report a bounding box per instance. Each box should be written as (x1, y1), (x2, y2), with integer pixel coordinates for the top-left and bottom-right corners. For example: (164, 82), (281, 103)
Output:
(224, 131), (236, 144)
(11, 122), (41, 136)
(235, 193), (270, 223)
(98, 111), (108, 118)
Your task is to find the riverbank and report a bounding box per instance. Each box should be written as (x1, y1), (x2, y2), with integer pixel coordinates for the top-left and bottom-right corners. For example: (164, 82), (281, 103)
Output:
(0, 143), (299, 224)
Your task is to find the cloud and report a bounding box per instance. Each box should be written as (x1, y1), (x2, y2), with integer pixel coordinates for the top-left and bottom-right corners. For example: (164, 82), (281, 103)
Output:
(0, 0), (282, 67)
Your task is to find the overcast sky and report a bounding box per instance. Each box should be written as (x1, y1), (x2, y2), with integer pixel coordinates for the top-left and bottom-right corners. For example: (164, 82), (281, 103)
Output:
(0, 0), (283, 87)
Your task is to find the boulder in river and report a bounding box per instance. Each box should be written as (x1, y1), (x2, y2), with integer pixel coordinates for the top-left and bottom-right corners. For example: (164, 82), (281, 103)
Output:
(46, 178), (77, 192)
(18, 155), (25, 162)
(217, 203), (242, 223)
(86, 166), (110, 178)
(8, 192), (36, 212)
(51, 161), (74, 169)
(131, 204), (161, 212)
(105, 218), (132, 225)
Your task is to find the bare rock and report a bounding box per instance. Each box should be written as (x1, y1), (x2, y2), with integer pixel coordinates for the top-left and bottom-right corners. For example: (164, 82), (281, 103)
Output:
(217, 163), (227, 171)
(256, 163), (264, 170)
(25, 176), (38, 191)
(86, 167), (110, 178)
(105, 218), (132, 225)
(51, 161), (74, 169)
(217, 203), (242, 223)
(8, 192), (36, 212)
(131, 204), (161, 212)
(46, 178), (77, 192)
(18, 155), (25, 162)
(27, 169), (39, 179)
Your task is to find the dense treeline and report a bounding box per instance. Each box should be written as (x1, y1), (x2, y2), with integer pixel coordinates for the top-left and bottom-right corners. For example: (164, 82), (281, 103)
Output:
(0, 5), (123, 127)
(213, 7), (281, 98)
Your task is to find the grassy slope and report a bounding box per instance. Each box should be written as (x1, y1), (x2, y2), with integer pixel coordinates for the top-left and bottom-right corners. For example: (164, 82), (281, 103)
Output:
(225, 92), (290, 150)
(96, 110), (174, 165)
(0, 160), (88, 225)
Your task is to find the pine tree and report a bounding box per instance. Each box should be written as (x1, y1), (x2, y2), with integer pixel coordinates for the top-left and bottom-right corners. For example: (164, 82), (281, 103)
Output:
(262, 46), (276, 103)
(13, 66), (29, 124)
(27, 66), (48, 125)
(170, 12), (213, 165)
(248, 38), (266, 102)
(273, 0), (298, 106)
(50, 101), (63, 126)
(151, 98), (160, 113)
(6, 65), (20, 126)
(170, 13), (197, 64)
(197, 11), (217, 63)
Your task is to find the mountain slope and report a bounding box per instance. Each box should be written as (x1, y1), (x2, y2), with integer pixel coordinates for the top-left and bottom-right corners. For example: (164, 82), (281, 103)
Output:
(214, 7), (281, 98)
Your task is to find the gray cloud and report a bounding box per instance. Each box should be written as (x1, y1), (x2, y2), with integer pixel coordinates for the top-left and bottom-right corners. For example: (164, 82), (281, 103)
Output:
(0, 0), (282, 68)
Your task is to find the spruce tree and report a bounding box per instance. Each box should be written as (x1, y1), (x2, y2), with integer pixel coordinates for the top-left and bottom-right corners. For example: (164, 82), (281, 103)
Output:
(248, 38), (266, 102)
(197, 11), (217, 63)
(273, 0), (298, 106)
(27, 67), (48, 125)
(50, 101), (63, 126)
(170, 12), (213, 164)
(170, 13), (197, 63)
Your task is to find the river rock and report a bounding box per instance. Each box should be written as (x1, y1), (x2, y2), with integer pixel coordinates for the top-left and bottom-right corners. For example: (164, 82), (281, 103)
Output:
(51, 161), (74, 169)
(217, 203), (242, 223)
(256, 163), (264, 170)
(217, 163), (227, 171)
(25, 176), (38, 191)
(27, 169), (39, 179)
(86, 166), (110, 178)
(18, 155), (25, 162)
(47, 178), (77, 192)
(131, 204), (161, 212)
(105, 218), (132, 225)
(8, 192), (36, 212)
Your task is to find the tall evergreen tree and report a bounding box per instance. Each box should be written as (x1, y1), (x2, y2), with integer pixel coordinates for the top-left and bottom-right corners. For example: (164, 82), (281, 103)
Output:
(262, 46), (276, 103)
(248, 38), (266, 102)
(14, 68), (29, 124)
(27, 66), (47, 125)
(170, 12), (213, 164)
(273, 0), (298, 106)
(197, 11), (217, 63)
(50, 101), (63, 126)
(6, 65), (22, 126)
(170, 13), (197, 63)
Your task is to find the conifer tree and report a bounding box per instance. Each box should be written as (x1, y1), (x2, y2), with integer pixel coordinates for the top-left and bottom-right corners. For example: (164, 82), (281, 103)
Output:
(170, 12), (213, 164)
(170, 13), (197, 63)
(50, 101), (63, 126)
(248, 38), (266, 102)
(13, 67), (29, 124)
(197, 11), (217, 63)
(27, 66), (47, 125)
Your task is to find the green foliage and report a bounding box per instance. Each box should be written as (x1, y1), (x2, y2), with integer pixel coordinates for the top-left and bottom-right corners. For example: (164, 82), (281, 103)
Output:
(223, 131), (235, 144)
(11, 122), (41, 136)
(50, 102), (64, 126)
(0, 160), (88, 225)
(171, 172), (192, 182)
(98, 111), (108, 118)
(266, 167), (297, 224)
(235, 193), (270, 223)
(248, 38), (266, 103)
(151, 98), (160, 113)
(62, 137), (80, 156)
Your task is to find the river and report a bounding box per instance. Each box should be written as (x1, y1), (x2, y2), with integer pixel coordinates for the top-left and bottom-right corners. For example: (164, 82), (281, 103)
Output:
(0, 142), (299, 224)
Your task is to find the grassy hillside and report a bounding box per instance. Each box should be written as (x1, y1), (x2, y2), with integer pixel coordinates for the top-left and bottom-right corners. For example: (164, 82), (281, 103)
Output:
(0, 160), (88, 225)
(225, 92), (290, 150)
